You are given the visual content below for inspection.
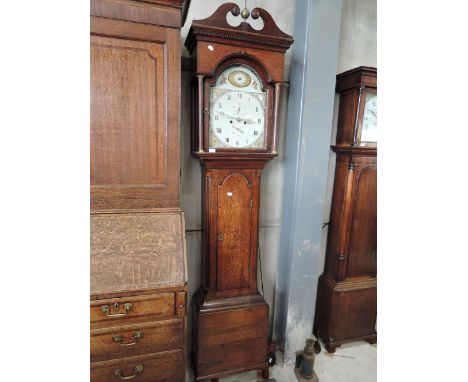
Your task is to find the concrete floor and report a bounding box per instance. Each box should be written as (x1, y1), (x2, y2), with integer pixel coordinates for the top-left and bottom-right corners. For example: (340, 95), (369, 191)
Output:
(216, 340), (377, 382)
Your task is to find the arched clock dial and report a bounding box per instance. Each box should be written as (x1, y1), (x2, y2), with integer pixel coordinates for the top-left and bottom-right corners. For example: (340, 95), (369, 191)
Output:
(209, 65), (266, 149)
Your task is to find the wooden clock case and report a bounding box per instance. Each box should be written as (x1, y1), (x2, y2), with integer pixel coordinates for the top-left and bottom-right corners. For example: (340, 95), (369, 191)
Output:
(314, 66), (377, 353)
(185, 4), (293, 381)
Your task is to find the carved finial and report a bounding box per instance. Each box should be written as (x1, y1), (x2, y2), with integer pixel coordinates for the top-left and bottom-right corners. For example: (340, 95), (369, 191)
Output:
(231, 4), (240, 16)
(251, 8), (260, 20)
(241, 0), (250, 20)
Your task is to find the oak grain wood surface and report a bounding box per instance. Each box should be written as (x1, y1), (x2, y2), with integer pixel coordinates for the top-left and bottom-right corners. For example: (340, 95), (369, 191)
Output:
(91, 319), (184, 362)
(204, 169), (260, 300)
(216, 173), (253, 291)
(90, 349), (184, 382)
(185, 4), (293, 381)
(90, 293), (176, 328)
(90, 36), (165, 186)
(90, 1), (190, 380)
(90, 211), (187, 295)
(91, 0), (182, 29)
(314, 67), (377, 353)
(91, 12), (181, 210)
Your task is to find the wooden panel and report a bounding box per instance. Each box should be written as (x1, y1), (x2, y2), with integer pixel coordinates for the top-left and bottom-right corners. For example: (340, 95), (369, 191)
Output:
(90, 293), (175, 328)
(90, 350), (184, 382)
(198, 339), (267, 377)
(90, 211), (187, 295)
(91, 17), (167, 51)
(335, 89), (359, 145)
(91, 35), (165, 187)
(216, 174), (253, 291)
(90, 0), (182, 28)
(315, 275), (376, 352)
(195, 41), (285, 82)
(334, 287), (377, 341)
(91, 319), (183, 362)
(346, 166), (377, 278)
(198, 305), (268, 347)
(91, 24), (181, 210)
(197, 306), (268, 377)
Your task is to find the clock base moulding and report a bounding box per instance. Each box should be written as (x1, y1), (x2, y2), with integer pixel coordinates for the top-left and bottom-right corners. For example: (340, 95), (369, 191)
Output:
(191, 288), (270, 382)
(314, 274), (377, 353)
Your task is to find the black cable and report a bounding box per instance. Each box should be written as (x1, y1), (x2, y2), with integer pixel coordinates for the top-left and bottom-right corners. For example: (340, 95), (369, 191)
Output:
(258, 244), (264, 296)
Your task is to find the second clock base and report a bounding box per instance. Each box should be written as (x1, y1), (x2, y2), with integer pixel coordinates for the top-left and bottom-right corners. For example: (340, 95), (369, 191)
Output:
(314, 275), (377, 353)
(192, 289), (269, 382)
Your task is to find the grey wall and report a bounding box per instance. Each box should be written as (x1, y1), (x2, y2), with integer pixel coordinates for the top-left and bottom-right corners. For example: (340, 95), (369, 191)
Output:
(337, 0), (377, 74)
(273, 0), (343, 360)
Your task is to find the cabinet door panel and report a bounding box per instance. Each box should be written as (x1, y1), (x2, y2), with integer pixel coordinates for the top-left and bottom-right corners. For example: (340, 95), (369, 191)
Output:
(216, 174), (252, 291)
(346, 166), (377, 278)
(91, 36), (165, 187)
(90, 23), (180, 210)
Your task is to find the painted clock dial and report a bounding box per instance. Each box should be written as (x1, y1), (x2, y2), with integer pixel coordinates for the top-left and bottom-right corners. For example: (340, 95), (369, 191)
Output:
(209, 66), (266, 149)
(360, 93), (377, 143)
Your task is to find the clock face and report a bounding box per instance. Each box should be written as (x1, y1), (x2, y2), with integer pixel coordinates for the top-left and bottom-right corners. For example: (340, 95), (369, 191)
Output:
(209, 66), (266, 149)
(360, 93), (377, 143)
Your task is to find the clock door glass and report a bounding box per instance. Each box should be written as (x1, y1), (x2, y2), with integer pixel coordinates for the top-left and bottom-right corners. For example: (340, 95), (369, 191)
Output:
(209, 66), (266, 149)
(360, 93), (377, 143)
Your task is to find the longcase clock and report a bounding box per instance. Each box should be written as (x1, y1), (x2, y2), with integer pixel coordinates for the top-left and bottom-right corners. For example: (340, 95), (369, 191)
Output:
(314, 66), (377, 353)
(185, 3), (293, 381)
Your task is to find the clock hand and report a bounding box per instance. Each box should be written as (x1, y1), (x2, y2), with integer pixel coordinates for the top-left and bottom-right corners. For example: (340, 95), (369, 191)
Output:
(232, 125), (245, 134)
(241, 118), (256, 124)
(236, 106), (241, 115)
(217, 111), (238, 120)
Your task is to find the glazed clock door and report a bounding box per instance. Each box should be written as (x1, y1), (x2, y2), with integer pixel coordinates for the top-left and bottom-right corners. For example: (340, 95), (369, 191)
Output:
(346, 163), (377, 279)
(216, 173), (253, 292)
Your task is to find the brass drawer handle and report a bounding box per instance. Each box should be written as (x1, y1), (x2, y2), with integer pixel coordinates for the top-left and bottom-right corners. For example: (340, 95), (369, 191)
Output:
(112, 331), (144, 347)
(113, 365), (143, 380)
(101, 302), (133, 318)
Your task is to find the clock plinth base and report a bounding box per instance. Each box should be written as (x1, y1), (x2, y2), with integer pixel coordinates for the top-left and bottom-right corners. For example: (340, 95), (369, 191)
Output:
(192, 288), (269, 382)
(314, 274), (377, 353)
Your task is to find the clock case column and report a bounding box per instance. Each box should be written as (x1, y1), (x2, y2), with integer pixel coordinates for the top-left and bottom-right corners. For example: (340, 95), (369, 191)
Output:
(184, 3), (293, 381)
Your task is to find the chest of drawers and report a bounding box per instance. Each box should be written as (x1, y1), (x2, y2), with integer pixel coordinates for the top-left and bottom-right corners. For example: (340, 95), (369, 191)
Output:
(91, 288), (187, 382)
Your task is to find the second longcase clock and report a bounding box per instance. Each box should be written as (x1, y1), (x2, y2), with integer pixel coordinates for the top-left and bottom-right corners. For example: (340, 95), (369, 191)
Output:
(185, 3), (293, 381)
(314, 66), (377, 353)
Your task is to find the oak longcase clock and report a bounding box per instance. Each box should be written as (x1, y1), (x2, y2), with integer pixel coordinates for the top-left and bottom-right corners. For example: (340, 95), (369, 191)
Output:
(314, 66), (377, 353)
(185, 3), (293, 381)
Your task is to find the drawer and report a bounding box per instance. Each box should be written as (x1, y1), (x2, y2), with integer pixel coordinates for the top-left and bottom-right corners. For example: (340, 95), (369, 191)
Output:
(91, 293), (176, 328)
(91, 350), (184, 382)
(91, 319), (184, 362)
